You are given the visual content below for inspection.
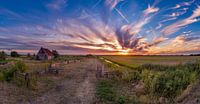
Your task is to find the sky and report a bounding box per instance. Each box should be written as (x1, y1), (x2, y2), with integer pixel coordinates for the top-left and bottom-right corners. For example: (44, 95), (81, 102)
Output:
(0, 0), (200, 55)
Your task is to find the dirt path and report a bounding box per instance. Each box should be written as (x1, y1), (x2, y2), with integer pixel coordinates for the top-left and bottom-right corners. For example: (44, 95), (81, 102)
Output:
(29, 58), (97, 104)
(1, 58), (99, 104)
(179, 79), (200, 104)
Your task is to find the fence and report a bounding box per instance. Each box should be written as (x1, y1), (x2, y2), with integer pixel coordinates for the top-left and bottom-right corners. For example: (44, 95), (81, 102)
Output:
(96, 64), (115, 78)
(15, 72), (31, 88)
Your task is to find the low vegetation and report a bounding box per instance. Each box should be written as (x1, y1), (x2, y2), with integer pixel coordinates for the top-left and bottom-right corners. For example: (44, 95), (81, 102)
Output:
(0, 61), (37, 89)
(0, 55), (85, 89)
(10, 51), (20, 57)
(0, 51), (7, 61)
(97, 56), (200, 103)
(103, 55), (200, 67)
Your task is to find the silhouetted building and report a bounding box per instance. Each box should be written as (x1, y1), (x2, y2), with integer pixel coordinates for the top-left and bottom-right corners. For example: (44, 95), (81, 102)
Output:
(36, 47), (54, 60)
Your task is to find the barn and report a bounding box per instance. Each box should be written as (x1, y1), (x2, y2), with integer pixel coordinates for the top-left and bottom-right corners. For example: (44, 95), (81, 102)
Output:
(36, 47), (54, 60)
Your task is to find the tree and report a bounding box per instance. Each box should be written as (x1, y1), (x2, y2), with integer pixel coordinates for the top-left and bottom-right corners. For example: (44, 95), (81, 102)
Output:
(10, 51), (20, 57)
(0, 51), (7, 61)
(32, 53), (36, 59)
(27, 53), (31, 58)
(52, 50), (59, 58)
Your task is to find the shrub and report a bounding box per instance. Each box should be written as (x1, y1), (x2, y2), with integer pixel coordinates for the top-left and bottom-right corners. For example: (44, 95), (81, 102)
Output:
(116, 96), (127, 104)
(122, 70), (141, 83)
(141, 69), (161, 94)
(155, 70), (198, 98)
(131, 70), (141, 82)
(100, 58), (200, 102)
(10, 51), (20, 57)
(2, 61), (28, 82)
(13, 61), (29, 73)
(52, 50), (59, 58)
(2, 67), (16, 82)
(0, 72), (4, 81)
(27, 53), (31, 58)
(0, 51), (7, 61)
(29, 76), (37, 89)
(137, 61), (200, 99)
(96, 80), (116, 102)
(140, 67), (198, 98)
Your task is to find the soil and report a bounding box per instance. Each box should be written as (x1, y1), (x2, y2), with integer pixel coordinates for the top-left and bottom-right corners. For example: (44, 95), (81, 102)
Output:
(178, 79), (200, 104)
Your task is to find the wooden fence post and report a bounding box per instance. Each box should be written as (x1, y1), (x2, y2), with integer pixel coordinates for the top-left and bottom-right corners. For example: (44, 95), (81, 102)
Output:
(25, 73), (30, 88)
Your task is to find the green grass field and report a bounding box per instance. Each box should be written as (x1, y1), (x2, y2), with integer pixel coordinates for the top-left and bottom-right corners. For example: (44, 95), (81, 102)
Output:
(102, 55), (200, 68)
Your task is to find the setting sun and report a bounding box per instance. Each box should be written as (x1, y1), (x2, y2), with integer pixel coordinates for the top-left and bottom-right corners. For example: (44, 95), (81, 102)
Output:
(118, 49), (131, 55)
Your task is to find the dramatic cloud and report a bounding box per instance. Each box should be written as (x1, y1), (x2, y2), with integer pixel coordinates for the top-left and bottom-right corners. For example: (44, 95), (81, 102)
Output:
(0, 0), (200, 55)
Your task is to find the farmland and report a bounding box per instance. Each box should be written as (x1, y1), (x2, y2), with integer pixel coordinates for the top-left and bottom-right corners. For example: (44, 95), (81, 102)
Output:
(96, 55), (200, 104)
(102, 55), (200, 67)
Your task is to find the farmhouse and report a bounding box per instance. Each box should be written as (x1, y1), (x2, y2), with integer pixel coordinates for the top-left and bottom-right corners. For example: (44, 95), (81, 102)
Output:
(36, 47), (54, 60)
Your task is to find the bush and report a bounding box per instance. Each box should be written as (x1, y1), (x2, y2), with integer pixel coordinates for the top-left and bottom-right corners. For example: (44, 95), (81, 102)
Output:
(2, 61), (28, 82)
(100, 58), (200, 102)
(141, 69), (161, 94)
(2, 67), (16, 82)
(27, 53), (31, 58)
(29, 76), (37, 89)
(0, 51), (6, 61)
(10, 51), (20, 57)
(0, 72), (4, 81)
(96, 80), (116, 102)
(52, 50), (59, 58)
(121, 69), (141, 83)
(139, 64), (199, 98)
(116, 96), (128, 104)
(13, 61), (28, 73)
(154, 70), (198, 98)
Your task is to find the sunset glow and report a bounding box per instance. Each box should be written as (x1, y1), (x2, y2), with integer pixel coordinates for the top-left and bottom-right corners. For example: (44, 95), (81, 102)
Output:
(0, 0), (200, 55)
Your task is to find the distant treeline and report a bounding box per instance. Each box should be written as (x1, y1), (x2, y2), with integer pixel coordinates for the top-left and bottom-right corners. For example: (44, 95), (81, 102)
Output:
(100, 54), (200, 56)
(190, 54), (200, 56)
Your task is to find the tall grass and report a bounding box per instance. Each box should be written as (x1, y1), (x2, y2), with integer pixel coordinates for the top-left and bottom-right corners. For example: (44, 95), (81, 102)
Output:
(98, 57), (200, 103)
(0, 61), (37, 89)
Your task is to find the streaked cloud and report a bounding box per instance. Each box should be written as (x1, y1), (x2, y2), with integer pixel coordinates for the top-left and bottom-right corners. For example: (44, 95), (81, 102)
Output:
(0, 0), (200, 55)
(143, 5), (159, 15)
(46, 0), (67, 10)
(105, 0), (121, 10)
(161, 5), (200, 36)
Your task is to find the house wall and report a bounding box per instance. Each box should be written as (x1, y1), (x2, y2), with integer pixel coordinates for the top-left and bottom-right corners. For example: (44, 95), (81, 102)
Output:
(37, 53), (53, 60)
(37, 53), (47, 60)
(47, 56), (53, 60)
